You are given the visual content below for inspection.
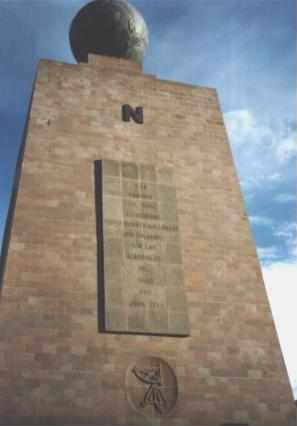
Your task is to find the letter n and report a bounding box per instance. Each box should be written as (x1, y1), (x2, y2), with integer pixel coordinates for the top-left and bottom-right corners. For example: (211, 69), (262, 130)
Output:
(122, 104), (144, 124)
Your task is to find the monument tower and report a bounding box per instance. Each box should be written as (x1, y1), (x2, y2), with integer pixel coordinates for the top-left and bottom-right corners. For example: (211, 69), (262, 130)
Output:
(0, 1), (295, 425)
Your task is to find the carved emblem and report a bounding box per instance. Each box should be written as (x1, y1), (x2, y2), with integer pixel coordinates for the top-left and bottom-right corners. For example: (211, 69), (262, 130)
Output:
(132, 364), (166, 414)
(126, 357), (177, 417)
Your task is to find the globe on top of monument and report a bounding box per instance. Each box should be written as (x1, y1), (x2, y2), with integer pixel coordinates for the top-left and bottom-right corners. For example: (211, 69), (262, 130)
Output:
(69, 0), (149, 66)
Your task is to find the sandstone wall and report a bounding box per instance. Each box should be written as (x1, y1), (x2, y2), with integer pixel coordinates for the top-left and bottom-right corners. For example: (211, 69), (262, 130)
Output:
(0, 54), (295, 425)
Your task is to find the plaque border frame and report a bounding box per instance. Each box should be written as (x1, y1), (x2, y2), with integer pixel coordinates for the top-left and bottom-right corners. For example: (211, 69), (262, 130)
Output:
(94, 159), (190, 337)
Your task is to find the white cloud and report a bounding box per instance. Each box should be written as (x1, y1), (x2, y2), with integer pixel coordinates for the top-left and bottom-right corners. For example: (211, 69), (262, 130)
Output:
(225, 109), (278, 149)
(267, 172), (283, 183)
(274, 222), (297, 259)
(261, 221), (297, 396)
(257, 246), (280, 261)
(250, 215), (274, 227)
(273, 193), (296, 203)
(224, 110), (296, 192)
(262, 259), (297, 396)
(293, 379), (297, 396)
(274, 222), (297, 240)
(256, 222), (297, 266)
(224, 109), (258, 145)
(277, 131), (297, 163)
(239, 176), (261, 191)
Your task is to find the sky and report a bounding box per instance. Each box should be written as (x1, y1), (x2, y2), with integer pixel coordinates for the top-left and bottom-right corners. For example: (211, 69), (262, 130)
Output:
(0, 0), (296, 396)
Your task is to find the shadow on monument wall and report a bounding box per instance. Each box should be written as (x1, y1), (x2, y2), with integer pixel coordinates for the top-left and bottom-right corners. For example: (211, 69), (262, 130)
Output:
(94, 160), (106, 332)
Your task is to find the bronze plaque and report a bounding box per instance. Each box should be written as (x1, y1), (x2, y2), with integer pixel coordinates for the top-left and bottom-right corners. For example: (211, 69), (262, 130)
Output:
(95, 159), (189, 336)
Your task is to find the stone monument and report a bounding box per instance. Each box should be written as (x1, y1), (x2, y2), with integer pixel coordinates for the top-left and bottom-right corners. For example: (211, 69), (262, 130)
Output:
(0, 0), (295, 425)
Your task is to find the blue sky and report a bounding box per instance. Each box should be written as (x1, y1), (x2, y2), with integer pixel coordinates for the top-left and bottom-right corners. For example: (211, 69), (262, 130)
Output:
(0, 0), (296, 396)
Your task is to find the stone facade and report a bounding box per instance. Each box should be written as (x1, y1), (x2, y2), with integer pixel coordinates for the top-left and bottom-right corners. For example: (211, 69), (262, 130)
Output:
(98, 158), (190, 337)
(0, 54), (295, 425)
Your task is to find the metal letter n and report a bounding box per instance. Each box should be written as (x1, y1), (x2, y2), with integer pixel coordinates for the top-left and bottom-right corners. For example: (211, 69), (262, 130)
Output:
(122, 104), (144, 124)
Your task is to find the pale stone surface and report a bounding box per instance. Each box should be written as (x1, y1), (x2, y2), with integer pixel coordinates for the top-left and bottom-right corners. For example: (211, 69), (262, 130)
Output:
(99, 159), (189, 336)
(0, 54), (295, 425)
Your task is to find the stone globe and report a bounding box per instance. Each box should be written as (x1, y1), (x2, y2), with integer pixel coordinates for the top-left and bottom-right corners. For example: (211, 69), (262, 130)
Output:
(69, 0), (149, 66)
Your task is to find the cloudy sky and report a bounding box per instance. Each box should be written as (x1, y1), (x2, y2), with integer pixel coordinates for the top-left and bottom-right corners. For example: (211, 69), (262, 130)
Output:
(0, 0), (296, 396)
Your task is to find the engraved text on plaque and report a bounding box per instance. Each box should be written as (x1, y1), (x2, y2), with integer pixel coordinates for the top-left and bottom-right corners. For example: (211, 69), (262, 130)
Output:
(95, 159), (189, 336)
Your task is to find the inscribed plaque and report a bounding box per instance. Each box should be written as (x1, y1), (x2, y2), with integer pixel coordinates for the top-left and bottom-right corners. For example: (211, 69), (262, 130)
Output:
(95, 159), (189, 336)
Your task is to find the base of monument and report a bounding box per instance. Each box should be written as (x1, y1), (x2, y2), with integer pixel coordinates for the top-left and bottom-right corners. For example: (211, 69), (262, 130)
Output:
(0, 415), (293, 426)
(0, 418), (252, 426)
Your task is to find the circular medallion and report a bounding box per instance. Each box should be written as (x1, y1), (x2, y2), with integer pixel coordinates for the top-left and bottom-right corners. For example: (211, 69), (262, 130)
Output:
(126, 357), (178, 417)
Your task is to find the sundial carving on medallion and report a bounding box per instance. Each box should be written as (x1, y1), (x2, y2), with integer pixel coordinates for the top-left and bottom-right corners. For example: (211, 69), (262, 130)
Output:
(126, 357), (178, 417)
